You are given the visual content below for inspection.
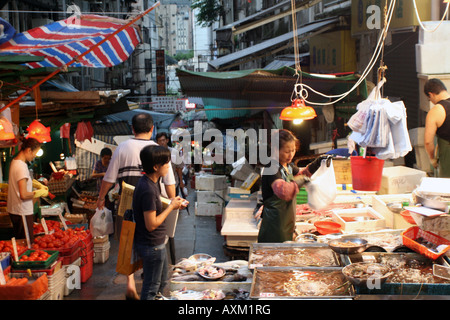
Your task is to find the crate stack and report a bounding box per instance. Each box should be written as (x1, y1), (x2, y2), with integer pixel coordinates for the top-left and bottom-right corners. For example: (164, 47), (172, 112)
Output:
(195, 174), (228, 217)
(46, 265), (66, 300)
(77, 229), (94, 283)
(93, 235), (110, 264)
(5, 250), (65, 300)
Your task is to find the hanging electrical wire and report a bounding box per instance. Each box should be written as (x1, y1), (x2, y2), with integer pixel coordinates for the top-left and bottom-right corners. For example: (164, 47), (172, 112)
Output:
(297, 0), (397, 106)
(413, 0), (449, 33)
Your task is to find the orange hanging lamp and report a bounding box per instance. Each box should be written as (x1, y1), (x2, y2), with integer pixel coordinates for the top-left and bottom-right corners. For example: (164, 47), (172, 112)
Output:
(0, 117), (15, 140)
(280, 98), (317, 122)
(279, 0), (317, 123)
(26, 119), (51, 143)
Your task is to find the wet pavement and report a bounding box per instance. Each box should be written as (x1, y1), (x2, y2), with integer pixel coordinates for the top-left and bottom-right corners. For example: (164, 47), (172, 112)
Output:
(64, 188), (230, 300)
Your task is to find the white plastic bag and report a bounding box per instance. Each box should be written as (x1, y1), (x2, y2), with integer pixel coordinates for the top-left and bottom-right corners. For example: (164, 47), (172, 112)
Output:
(305, 159), (337, 210)
(90, 207), (114, 237)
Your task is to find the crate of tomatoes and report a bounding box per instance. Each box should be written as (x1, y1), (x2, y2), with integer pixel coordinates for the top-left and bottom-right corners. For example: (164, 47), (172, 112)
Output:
(0, 240), (28, 258)
(32, 229), (80, 265)
(12, 250), (59, 270)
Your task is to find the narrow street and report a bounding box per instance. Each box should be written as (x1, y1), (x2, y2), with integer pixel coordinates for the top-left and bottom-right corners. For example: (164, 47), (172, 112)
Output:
(64, 187), (229, 300)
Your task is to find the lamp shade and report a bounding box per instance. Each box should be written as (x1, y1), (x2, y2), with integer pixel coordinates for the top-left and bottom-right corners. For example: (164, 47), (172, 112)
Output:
(0, 117), (15, 140)
(27, 120), (51, 143)
(279, 99), (317, 121)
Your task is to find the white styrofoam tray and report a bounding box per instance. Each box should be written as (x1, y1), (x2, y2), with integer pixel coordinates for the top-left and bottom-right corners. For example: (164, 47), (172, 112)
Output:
(331, 207), (386, 231)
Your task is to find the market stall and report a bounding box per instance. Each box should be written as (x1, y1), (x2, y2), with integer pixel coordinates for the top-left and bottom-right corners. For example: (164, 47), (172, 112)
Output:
(171, 163), (450, 300)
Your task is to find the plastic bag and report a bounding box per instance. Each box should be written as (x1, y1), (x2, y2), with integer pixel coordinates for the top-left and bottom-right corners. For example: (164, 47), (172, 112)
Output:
(305, 159), (337, 210)
(90, 207), (114, 238)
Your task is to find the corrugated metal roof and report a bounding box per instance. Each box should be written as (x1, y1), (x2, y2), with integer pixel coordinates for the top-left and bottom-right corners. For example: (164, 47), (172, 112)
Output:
(209, 17), (339, 70)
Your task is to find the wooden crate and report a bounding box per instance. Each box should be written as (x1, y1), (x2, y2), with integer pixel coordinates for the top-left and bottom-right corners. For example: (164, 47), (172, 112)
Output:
(332, 158), (352, 184)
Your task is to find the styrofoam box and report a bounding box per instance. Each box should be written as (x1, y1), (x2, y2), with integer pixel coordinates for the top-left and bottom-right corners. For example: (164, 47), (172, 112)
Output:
(94, 241), (110, 264)
(221, 212), (259, 247)
(196, 190), (225, 205)
(372, 194), (414, 229)
(195, 174), (227, 191)
(333, 194), (374, 205)
(418, 21), (450, 44)
(331, 207), (386, 232)
(378, 166), (427, 195)
(195, 202), (223, 216)
(416, 43), (450, 75)
(416, 177), (450, 196)
(224, 199), (257, 220)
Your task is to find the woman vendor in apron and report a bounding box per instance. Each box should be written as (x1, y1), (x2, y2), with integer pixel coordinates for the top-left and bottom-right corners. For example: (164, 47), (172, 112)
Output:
(257, 129), (324, 243)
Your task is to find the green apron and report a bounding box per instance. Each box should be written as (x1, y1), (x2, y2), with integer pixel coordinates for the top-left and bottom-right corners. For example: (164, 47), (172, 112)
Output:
(438, 137), (450, 178)
(257, 164), (296, 243)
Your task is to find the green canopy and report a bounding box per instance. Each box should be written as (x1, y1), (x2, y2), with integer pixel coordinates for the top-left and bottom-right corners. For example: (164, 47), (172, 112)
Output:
(176, 66), (368, 120)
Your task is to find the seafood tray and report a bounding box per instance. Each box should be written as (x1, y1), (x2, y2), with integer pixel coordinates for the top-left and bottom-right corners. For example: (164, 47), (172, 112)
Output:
(248, 243), (342, 269)
(169, 260), (252, 293)
(250, 267), (354, 299)
(343, 252), (450, 295)
(318, 229), (404, 252)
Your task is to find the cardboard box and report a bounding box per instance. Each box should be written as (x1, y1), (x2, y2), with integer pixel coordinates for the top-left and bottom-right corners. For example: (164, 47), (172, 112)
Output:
(227, 186), (253, 200)
(379, 166), (427, 195)
(240, 172), (260, 190)
(230, 163), (256, 181)
(195, 174), (227, 191)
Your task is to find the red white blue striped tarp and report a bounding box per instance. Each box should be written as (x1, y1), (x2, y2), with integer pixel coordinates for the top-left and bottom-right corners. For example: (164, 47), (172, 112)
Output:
(0, 15), (141, 68)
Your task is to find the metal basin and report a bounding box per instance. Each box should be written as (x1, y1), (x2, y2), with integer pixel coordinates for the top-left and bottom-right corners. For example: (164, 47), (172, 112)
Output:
(342, 262), (391, 287)
(328, 237), (368, 255)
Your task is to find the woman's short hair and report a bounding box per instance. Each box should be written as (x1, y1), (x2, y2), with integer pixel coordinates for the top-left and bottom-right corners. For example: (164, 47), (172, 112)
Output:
(21, 137), (41, 152)
(140, 145), (171, 174)
(272, 129), (298, 150)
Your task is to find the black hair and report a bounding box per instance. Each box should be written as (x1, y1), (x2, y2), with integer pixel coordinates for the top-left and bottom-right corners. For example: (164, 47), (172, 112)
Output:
(424, 78), (447, 96)
(156, 132), (169, 140)
(21, 137), (41, 152)
(273, 129), (299, 149)
(140, 145), (171, 174)
(100, 147), (112, 158)
(132, 113), (154, 134)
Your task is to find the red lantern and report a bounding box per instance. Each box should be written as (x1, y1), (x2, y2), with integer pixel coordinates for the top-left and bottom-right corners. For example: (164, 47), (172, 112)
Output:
(27, 119), (51, 143)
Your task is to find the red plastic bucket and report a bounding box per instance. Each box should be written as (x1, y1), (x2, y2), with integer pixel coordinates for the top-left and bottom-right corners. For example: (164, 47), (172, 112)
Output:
(350, 156), (384, 191)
